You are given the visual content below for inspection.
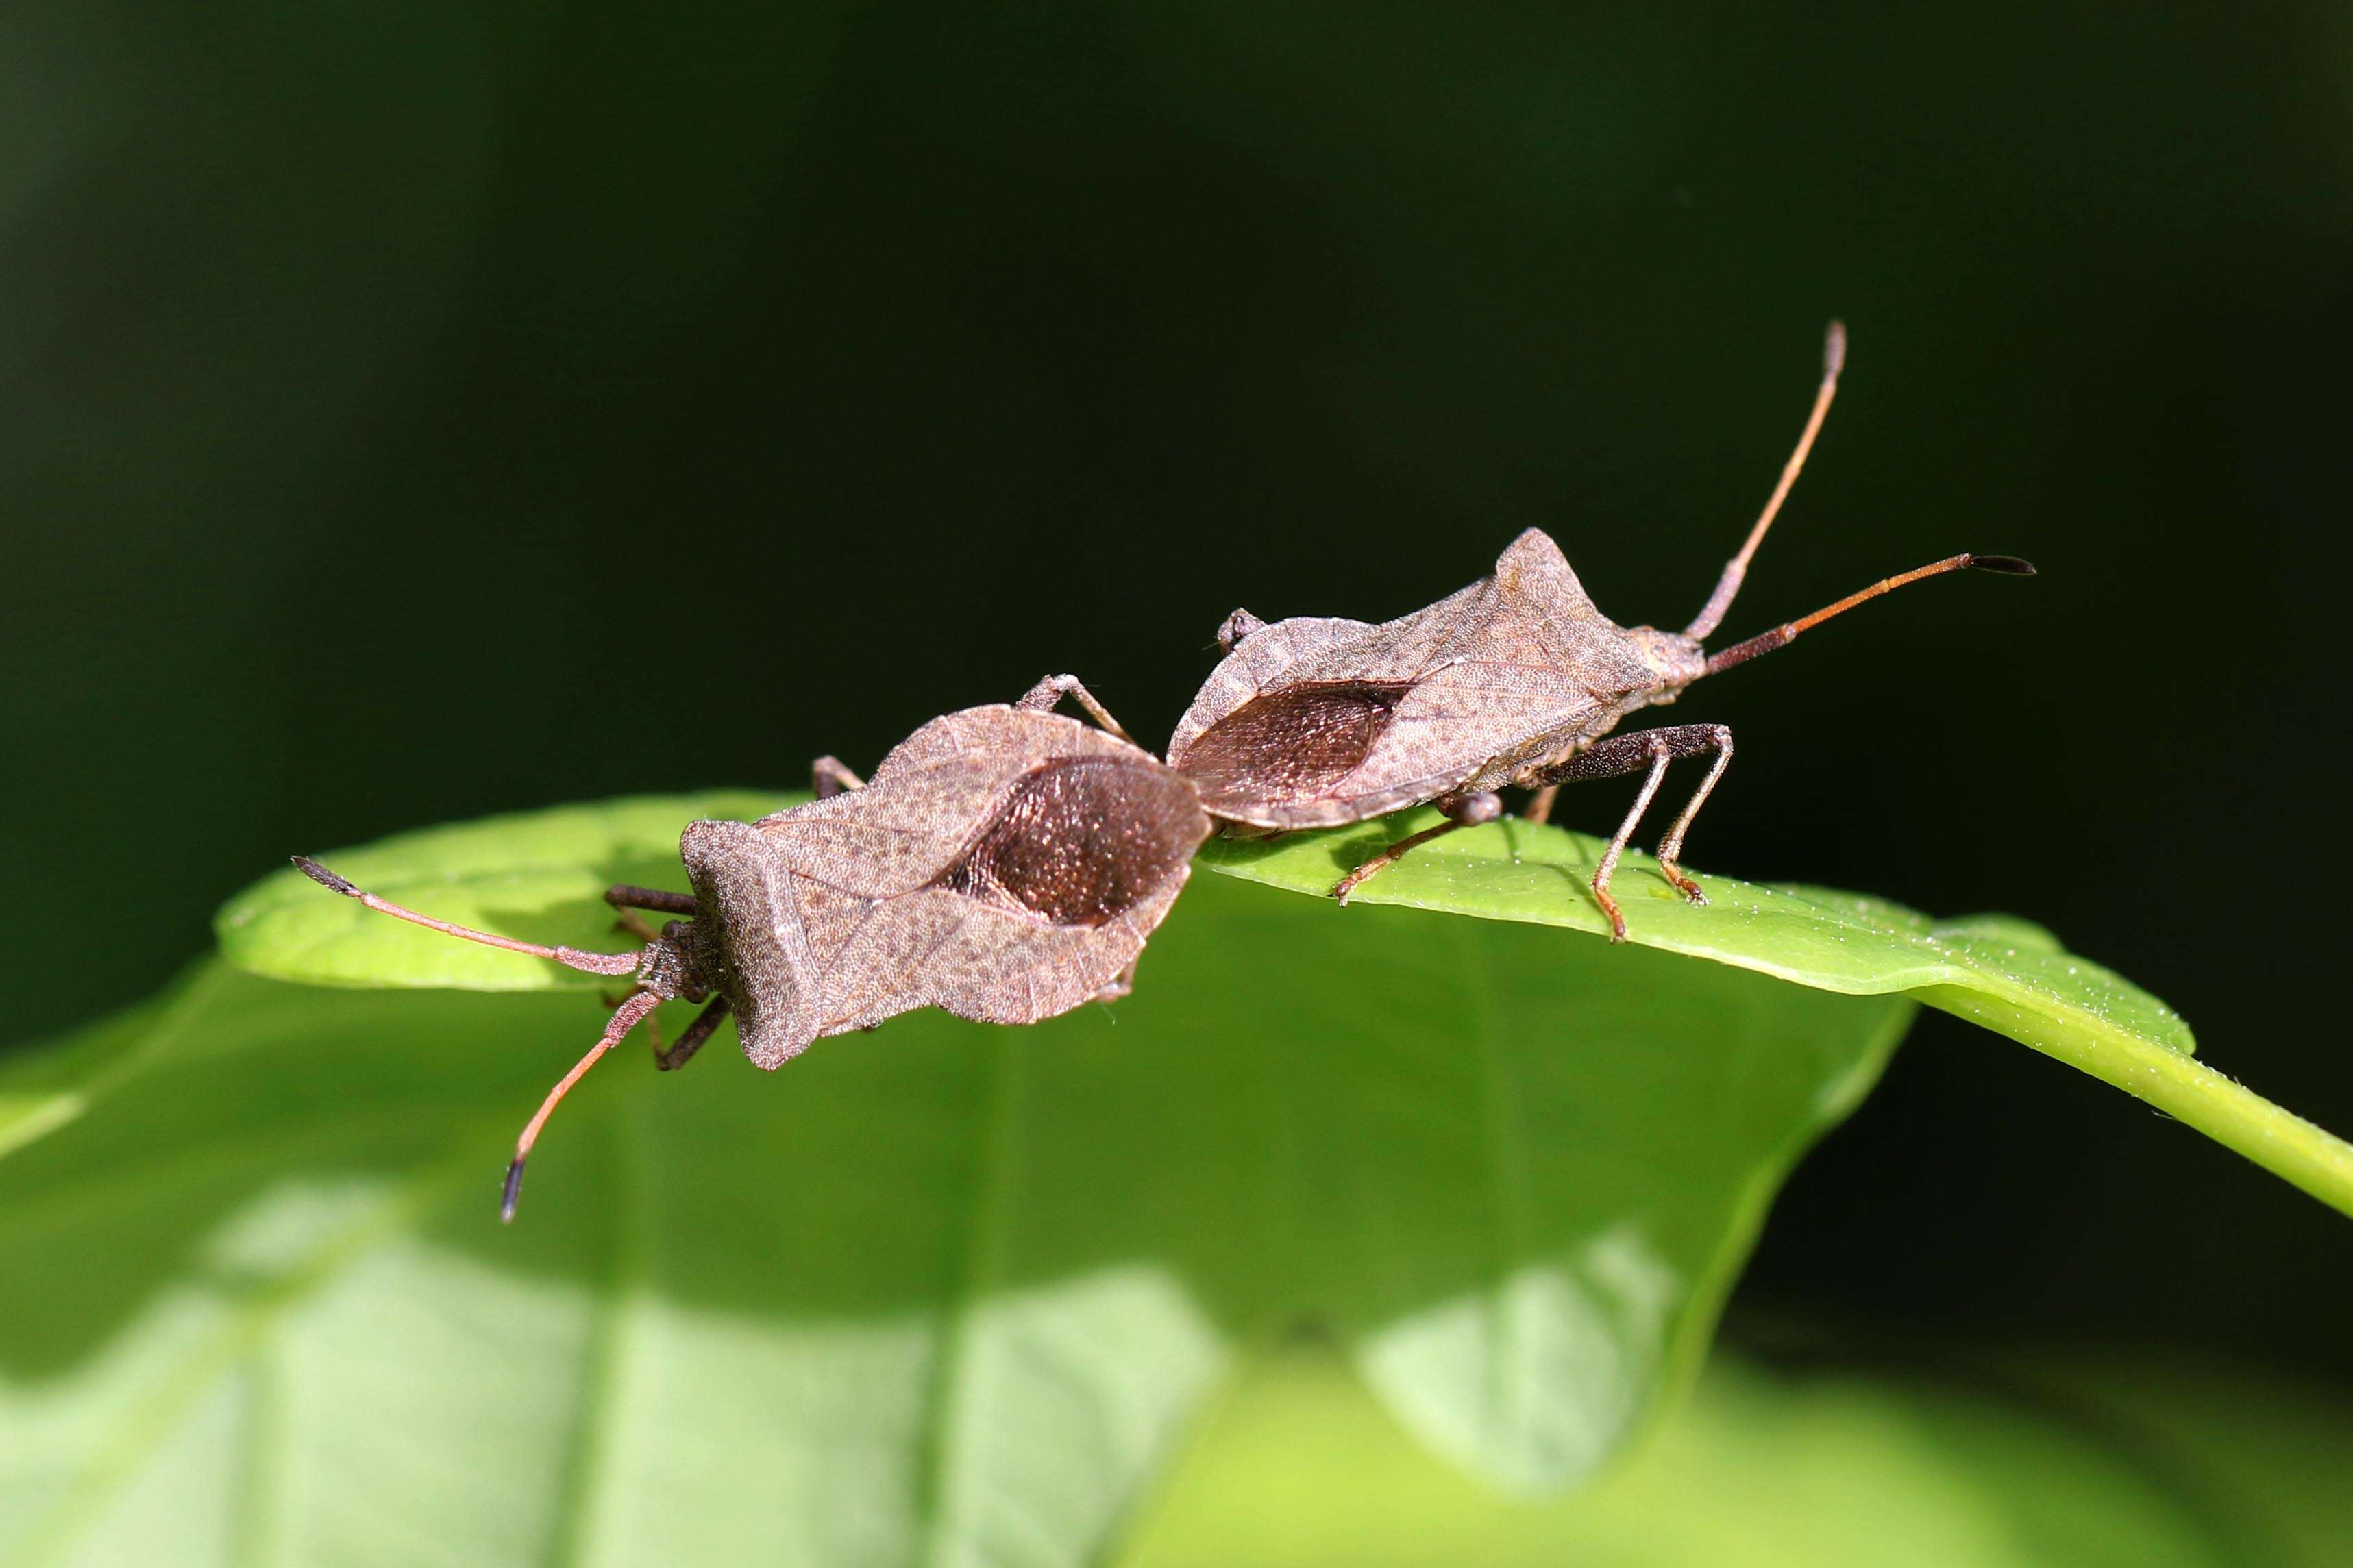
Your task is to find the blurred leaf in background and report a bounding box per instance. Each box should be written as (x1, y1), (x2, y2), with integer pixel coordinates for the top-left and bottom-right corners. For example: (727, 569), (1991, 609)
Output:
(1118, 1347), (2353, 1568)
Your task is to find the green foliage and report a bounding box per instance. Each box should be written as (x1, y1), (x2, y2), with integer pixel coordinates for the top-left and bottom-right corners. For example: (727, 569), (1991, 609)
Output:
(0, 791), (2324, 1566)
(1201, 811), (2353, 1219)
(219, 793), (2353, 1218)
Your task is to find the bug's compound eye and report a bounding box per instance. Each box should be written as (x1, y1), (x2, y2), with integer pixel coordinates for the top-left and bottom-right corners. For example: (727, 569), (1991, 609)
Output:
(1216, 608), (1268, 654)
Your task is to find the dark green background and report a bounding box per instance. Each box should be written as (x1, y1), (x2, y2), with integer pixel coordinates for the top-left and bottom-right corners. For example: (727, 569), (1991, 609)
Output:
(6, 2), (2347, 1392)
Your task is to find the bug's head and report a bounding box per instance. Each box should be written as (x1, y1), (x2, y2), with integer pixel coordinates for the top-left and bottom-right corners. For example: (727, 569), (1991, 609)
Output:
(633, 917), (719, 1004)
(1621, 625), (1710, 699)
(288, 855), (728, 1223)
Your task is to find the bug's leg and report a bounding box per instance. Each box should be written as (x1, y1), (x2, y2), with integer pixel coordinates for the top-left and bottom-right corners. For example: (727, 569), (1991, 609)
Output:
(504, 989), (662, 1222)
(1015, 673), (1139, 747)
(1531, 725), (1734, 939)
(603, 884), (694, 943)
(1091, 960), (1139, 1004)
(1650, 727), (1734, 903)
(1591, 747), (1670, 941)
(606, 884), (696, 915)
(655, 996), (732, 1072)
(812, 756), (865, 798)
(1331, 791), (1502, 904)
(1216, 608), (1267, 654)
(1523, 784), (1562, 825)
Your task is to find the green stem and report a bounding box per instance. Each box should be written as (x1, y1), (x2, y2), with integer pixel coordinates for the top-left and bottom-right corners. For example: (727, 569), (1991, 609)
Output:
(1922, 986), (2353, 1220)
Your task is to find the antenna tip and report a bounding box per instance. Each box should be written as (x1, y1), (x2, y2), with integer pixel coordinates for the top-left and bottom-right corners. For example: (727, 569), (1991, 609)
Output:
(500, 1158), (526, 1223)
(1968, 554), (2037, 577)
(1823, 319), (1848, 377)
(292, 856), (358, 896)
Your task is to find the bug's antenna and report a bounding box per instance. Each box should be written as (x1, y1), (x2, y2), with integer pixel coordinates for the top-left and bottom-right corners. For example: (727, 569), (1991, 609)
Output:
(1704, 553), (2035, 675)
(292, 856), (641, 977)
(503, 990), (662, 1222)
(1684, 321), (1848, 641)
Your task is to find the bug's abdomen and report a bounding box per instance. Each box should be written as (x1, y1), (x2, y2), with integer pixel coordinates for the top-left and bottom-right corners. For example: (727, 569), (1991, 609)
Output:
(933, 756), (1207, 927)
(1172, 680), (1414, 815)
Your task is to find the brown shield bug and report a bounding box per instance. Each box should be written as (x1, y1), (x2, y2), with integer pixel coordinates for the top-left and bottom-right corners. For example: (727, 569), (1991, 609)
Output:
(1166, 323), (2034, 938)
(295, 676), (1210, 1219)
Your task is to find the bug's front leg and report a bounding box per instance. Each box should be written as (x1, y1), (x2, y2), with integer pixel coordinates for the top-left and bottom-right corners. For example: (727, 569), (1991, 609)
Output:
(604, 883), (696, 941)
(1529, 724), (1733, 940)
(654, 996), (734, 1072)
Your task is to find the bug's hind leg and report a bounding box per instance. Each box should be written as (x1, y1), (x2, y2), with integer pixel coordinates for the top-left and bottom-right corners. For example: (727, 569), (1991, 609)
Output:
(1531, 724), (1733, 940)
(1015, 673), (1139, 746)
(1331, 791), (1502, 904)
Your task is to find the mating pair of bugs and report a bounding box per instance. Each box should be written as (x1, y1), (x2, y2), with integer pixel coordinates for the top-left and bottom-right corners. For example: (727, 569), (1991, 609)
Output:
(297, 324), (2030, 1219)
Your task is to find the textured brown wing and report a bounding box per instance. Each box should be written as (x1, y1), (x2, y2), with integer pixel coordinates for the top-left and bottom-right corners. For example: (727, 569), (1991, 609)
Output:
(1172, 680), (1416, 815)
(1167, 530), (1666, 827)
(931, 756), (1205, 928)
(736, 704), (1211, 1047)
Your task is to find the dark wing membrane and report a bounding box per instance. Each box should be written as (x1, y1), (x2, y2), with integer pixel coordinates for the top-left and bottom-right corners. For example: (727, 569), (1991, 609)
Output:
(932, 757), (1207, 928)
(1172, 680), (1414, 812)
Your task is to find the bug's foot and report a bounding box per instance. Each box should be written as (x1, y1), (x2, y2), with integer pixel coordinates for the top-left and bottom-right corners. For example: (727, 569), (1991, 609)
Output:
(1660, 862), (1708, 906)
(1331, 858), (1388, 905)
(1591, 881), (1629, 943)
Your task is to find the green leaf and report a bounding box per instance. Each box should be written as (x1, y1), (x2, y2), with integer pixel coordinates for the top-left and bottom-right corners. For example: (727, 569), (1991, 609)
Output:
(216, 792), (787, 991)
(1116, 1347), (2353, 1568)
(1203, 811), (2353, 1221)
(221, 794), (2353, 1221)
(8, 795), (1920, 1564)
